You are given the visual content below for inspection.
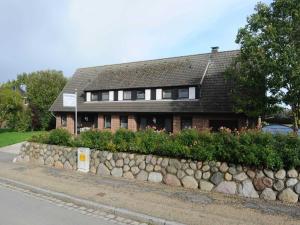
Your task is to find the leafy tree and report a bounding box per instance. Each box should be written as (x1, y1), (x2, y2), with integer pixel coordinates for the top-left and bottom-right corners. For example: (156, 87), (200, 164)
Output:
(17, 70), (67, 130)
(0, 87), (23, 127)
(227, 0), (300, 131)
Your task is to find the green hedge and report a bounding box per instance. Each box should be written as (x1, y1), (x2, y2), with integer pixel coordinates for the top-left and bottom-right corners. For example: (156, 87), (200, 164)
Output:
(29, 128), (300, 170)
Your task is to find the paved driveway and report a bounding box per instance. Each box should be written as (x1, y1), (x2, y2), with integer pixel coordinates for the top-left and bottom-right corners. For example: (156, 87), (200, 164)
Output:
(0, 142), (23, 155)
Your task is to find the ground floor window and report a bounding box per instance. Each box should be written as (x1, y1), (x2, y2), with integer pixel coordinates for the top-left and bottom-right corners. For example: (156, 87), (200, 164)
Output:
(181, 117), (192, 130)
(61, 114), (67, 127)
(138, 115), (172, 132)
(104, 115), (111, 128)
(120, 116), (128, 129)
(209, 120), (238, 132)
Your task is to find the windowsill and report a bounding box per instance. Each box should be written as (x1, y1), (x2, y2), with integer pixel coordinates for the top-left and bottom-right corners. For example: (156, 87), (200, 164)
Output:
(84, 99), (198, 103)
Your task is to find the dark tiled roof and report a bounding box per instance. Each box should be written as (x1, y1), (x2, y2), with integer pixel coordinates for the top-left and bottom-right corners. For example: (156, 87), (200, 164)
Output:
(50, 50), (239, 113)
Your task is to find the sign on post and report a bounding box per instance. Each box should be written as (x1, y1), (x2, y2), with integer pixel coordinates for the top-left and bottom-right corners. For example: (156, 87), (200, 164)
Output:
(63, 93), (76, 107)
(77, 147), (90, 172)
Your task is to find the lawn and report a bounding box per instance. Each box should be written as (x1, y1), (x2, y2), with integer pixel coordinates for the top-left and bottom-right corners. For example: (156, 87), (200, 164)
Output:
(0, 129), (45, 148)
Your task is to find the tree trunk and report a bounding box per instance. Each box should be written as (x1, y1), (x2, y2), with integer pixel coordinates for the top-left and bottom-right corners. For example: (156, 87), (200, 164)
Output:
(292, 106), (299, 134)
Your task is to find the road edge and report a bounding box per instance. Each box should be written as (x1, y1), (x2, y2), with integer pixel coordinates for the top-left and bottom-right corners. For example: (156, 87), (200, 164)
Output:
(0, 176), (184, 225)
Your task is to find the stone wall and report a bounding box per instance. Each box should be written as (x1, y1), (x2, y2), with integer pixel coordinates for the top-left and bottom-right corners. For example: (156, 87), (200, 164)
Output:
(17, 142), (300, 203)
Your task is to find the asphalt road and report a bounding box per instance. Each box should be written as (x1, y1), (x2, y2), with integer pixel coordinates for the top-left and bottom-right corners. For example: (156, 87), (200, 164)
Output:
(0, 185), (118, 225)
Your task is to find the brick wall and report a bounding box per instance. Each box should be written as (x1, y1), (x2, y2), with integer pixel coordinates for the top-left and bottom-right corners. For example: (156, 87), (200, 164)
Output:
(97, 114), (104, 130)
(66, 113), (75, 134)
(192, 115), (209, 131)
(173, 115), (181, 133)
(128, 115), (137, 131)
(111, 115), (120, 132)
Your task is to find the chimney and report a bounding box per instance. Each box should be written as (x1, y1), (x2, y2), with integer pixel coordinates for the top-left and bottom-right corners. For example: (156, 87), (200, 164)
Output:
(211, 46), (219, 53)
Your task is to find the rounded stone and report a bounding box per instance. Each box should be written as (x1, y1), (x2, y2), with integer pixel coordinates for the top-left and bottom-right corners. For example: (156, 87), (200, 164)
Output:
(161, 158), (169, 168)
(177, 170), (186, 179)
(228, 167), (237, 175)
(287, 169), (298, 178)
(131, 166), (140, 175)
(262, 177), (273, 188)
(202, 172), (211, 180)
(199, 180), (214, 191)
(146, 164), (154, 172)
(233, 172), (248, 182)
(123, 171), (134, 179)
(150, 157), (157, 165)
(286, 178), (298, 187)
(97, 163), (111, 176)
(163, 174), (181, 187)
(182, 176), (198, 189)
(123, 165), (130, 172)
(138, 161), (146, 170)
(263, 169), (274, 179)
(185, 169), (194, 176)
(214, 181), (237, 195)
(169, 159), (181, 169)
(196, 162), (202, 169)
(189, 162), (197, 170)
(202, 165), (210, 172)
(246, 170), (256, 179)
(195, 170), (202, 180)
(210, 172), (224, 185)
(238, 179), (259, 198)
(219, 162), (229, 173)
(111, 168), (123, 177)
(167, 166), (177, 174)
(260, 188), (276, 201)
(275, 169), (286, 179)
(225, 172), (233, 181)
(63, 161), (72, 170)
(136, 170), (148, 181)
(54, 161), (64, 169)
(116, 159), (124, 167)
(156, 157), (163, 165)
(154, 165), (161, 171)
(294, 182), (300, 194)
(273, 180), (285, 191)
(253, 177), (266, 191)
(278, 188), (299, 203)
(148, 172), (163, 183)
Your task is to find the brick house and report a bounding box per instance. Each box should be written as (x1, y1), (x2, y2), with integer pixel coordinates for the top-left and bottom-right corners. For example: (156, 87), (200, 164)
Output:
(50, 48), (248, 134)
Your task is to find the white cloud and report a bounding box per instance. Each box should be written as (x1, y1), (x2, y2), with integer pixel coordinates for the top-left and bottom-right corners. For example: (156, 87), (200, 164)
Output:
(66, 0), (258, 65)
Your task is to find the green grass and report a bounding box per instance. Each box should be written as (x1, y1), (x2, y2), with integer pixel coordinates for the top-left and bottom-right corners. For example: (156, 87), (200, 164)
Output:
(0, 130), (46, 147)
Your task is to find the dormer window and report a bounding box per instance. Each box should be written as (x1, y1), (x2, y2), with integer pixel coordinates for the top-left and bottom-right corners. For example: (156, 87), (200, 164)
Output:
(137, 90), (145, 100)
(91, 92), (99, 101)
(178, 88), (189, 99)
(101, 91), (109, 101)
(162, 89), (172, 99)
(123, 90), (131, 100)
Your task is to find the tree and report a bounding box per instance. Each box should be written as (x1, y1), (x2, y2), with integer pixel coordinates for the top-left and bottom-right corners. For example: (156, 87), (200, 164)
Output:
(0, 87), (23, 128)
(17, 70), (67, 130)
(227, 0), (300, 131)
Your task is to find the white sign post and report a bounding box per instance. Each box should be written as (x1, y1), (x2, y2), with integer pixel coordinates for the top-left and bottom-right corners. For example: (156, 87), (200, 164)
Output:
(63, 91), (77, 135)
(77, 147), (90, 172)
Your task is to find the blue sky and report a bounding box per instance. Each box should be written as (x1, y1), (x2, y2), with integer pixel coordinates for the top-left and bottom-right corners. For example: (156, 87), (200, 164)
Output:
(0, 0), (271, 83)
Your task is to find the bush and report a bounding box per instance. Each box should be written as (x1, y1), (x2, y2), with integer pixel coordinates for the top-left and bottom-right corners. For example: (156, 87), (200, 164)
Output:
(79, 130), (115, 151)
(29, 132), (49, 143)
(30, 127), (300, 170)
(48, 128), (71, 146)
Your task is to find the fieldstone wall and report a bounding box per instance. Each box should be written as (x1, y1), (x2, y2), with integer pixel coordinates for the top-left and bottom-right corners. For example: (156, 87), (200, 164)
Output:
(17, 142), (300, 203)
(17, 142), (77, 170)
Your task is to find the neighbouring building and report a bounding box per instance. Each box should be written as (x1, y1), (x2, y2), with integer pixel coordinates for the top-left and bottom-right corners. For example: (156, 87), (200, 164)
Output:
(50, 47), (248, 134)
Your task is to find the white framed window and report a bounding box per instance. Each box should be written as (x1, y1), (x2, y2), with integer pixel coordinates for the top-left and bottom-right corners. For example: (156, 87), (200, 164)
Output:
(189, 87), (196, 99)
(104, 115), (111, 128)
(102, 91), (109, 101)
(145, 89), (151, 100)
(178, 88), (189, 99)
(162, 89), (172, 99)
(61, 114), (67, 127)
(137, 90), (145, 100)
(120, 116), (128, 129)
(86, 92), (91, 102)
(118, 90), (123, 101)
(123, 91), (131, 100)
(91, 92), (99, 101)
(109, 91), (114, 101)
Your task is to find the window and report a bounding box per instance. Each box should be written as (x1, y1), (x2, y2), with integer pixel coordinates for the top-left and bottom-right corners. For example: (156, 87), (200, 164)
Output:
(120, 116), (128, 129)
(61, 114), (67, 127)
(181, 117), (192, 130)
(91, 92), (99, 101)
(102, 91), (109, 101)
(104, 115), (111, 128)
(162, 89), (172, 99)
(178, 88), (189, 99)
(123, 91), (131, 100)
(137, 90), (145, 100)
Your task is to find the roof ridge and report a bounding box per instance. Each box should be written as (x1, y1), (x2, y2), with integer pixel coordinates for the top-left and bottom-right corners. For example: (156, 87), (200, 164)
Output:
(76, 49), (240, 71)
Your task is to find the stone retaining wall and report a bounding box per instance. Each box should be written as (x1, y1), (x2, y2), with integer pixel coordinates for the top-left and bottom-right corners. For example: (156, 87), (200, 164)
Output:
(17, 142), (300, 203)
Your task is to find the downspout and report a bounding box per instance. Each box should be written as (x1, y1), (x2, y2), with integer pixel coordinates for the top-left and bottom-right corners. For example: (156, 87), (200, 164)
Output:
(199, 57), (211, 97)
